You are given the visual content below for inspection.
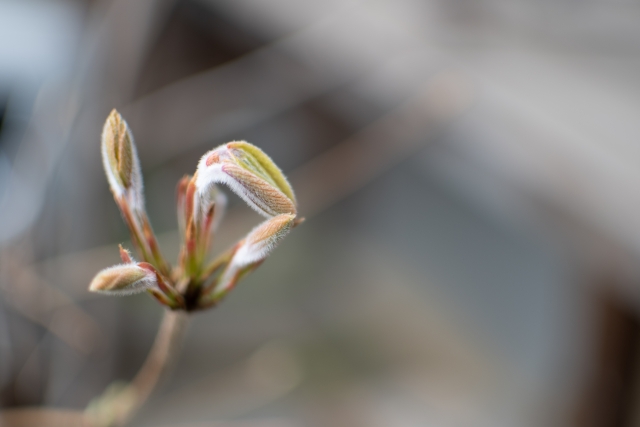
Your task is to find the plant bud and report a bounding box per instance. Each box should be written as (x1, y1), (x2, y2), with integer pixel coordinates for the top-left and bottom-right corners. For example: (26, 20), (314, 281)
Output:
(88, 263), (157, 295)
(101, 109), (144, 208)
(195, 142), (296, 218)
(211, 214), (295, 299)
(226, 141), (296, 203)
(233, 213), (296, 266)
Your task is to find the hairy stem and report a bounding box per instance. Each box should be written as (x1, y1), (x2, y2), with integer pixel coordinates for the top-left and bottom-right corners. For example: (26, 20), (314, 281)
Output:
(86, 311), (188, 427)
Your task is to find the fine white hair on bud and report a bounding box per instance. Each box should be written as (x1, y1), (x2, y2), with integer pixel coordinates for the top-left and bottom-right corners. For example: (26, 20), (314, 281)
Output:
(195, 142), (296, 218)
(233, 213), (295, 266)
(88, 263), (158, 296)
(226, 141), (296, 204)
(101, 109), (144, 211)
(213, 214), (295, 297)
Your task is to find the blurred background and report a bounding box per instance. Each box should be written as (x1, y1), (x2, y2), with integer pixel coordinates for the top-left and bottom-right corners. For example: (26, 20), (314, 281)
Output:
(1, 0), (640, 426)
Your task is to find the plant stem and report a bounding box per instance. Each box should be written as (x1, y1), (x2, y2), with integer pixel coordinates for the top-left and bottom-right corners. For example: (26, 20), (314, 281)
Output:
(130, 310), (187, 402)
(86, 310), (188, 427)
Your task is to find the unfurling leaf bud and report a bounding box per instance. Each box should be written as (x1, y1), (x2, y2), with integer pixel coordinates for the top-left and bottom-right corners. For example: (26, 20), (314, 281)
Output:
(88, 263), (157, 295)
(226, 141), (296, 203)
(100, 110), (170, 274)
(195, 141), (296, 218)
(233, 213), (296, 267)
(207, 213), (295, 301)
(101, 109), (143, 208)
(93, 126), (301, 311)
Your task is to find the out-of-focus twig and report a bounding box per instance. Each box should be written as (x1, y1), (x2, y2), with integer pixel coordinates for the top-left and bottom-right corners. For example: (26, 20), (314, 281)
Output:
(124, 46), (350, 167)
(123, 6), (406, 168)
(141, 340), (304, 423)
(0, 250), (104, 355)
(291, 70), (475, 217)
(0, 408), (90, 427)
(128, 311), (188, 411)
(85, 311), (188, 427)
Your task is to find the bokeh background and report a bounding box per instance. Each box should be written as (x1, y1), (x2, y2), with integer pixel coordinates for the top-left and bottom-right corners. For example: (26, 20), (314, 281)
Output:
(1, 0), (640, 426)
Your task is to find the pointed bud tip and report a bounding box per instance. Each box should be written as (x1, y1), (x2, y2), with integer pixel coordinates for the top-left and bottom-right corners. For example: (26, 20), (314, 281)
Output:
(107, 108), (120, 120)
(248, 213), (295, 245)
(207, 213), (298, 301)
(118, 244), (133, 263)
(230, 213), (296, 268)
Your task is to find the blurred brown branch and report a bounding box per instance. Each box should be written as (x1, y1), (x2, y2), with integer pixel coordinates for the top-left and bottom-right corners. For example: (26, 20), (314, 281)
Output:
(291, 70), (474, 217)
(0, 408), (90, 427)
(0, 249), (104, 355)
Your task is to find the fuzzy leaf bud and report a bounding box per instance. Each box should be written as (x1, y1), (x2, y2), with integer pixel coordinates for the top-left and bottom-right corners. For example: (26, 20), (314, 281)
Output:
(212, 213), (295, 298)
(101, 109), (144, 209)
(88, 263), (157, 296)
(233, 213), (296, 267)
(226, 141), (296, 203)
(195, 141), (296, 218)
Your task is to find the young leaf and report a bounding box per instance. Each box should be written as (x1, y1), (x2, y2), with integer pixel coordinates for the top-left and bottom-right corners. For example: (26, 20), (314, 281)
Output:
(101, 109), (144, 210)
(226, 141), (296, 203)
(232, 213), (296, 266)
(101, 110), (169, 275)
(201, 213), (295, 304)
(89, 263), (157, 296)
(195, 142), (296, 218)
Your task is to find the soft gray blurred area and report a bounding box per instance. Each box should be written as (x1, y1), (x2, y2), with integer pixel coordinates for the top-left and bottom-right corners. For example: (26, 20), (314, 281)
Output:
(2, 0), (640, 426)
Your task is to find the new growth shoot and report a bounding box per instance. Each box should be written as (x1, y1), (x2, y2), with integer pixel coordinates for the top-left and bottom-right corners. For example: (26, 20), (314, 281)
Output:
(86, 110), (302, 427)
(91, 109), (302, 311)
